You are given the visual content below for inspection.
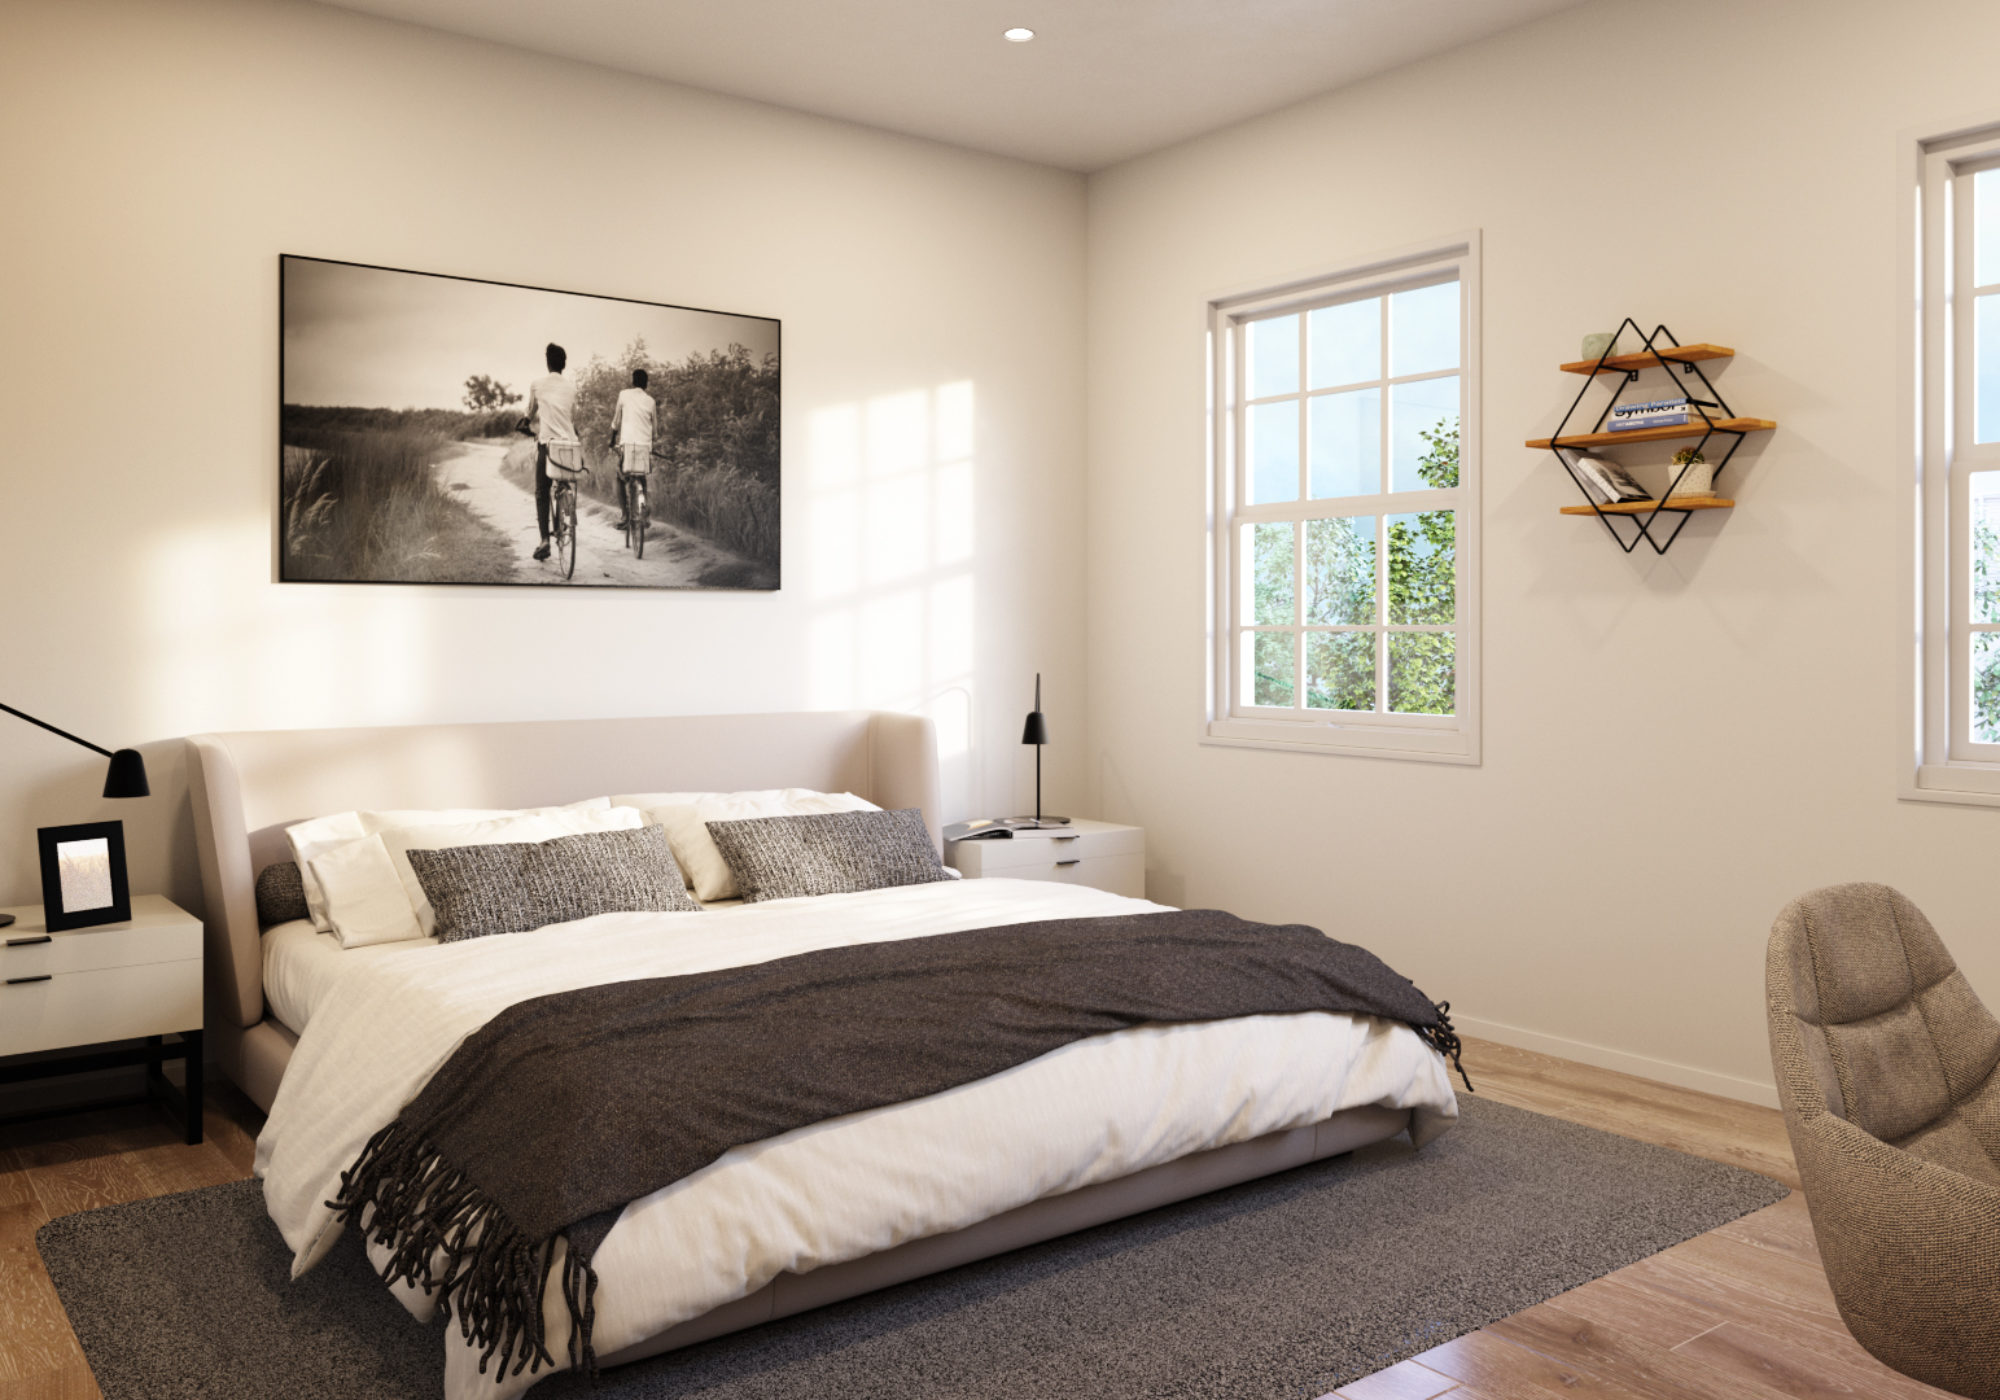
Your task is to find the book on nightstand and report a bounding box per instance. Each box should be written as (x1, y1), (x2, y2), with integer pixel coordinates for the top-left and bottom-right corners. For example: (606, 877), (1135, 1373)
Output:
(945, 819), (1042, 841)
(942, 818), (1073, 841)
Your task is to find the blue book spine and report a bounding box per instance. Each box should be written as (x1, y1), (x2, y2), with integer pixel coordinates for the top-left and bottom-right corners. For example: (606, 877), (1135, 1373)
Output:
(1608, 414), (1690, 431)
(1607, 397), (1692, 431)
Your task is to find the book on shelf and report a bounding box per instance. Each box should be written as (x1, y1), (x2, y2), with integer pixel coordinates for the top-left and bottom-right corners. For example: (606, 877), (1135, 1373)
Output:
(1607, 397), (1697, 431)
(1571, 454), (1650, 503)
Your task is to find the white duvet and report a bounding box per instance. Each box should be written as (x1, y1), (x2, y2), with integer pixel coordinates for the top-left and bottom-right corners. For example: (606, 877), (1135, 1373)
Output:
(256, 879), (1458, 1400)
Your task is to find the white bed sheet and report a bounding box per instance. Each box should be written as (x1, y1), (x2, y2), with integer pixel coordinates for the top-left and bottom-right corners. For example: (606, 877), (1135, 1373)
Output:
(260, 919), (436, 1034)
(261, 898), (746, 1033)
(256, 880), (1458, 1400)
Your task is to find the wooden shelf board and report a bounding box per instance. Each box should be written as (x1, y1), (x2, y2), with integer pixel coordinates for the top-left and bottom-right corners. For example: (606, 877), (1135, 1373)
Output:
(1559, 343), (1734, 376)
(1526, 417), (1775, 450)
(1560, 497), (1735, 516)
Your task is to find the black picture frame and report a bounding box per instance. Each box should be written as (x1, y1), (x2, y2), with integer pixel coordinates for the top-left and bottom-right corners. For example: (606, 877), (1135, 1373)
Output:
(38, 820), (132, 932)
(278, 254), (781, 592)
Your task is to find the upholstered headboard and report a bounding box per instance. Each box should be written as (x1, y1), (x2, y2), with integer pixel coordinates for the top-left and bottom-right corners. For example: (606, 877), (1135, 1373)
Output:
(186, 711), (940, 1039)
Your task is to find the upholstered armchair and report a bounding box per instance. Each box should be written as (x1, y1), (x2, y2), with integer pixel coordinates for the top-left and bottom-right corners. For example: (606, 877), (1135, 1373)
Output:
(1766, 882), (2000, 1399)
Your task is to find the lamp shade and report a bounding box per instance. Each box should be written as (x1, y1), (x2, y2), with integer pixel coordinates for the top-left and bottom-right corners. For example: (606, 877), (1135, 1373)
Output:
(1021, 671), (1050, 746)
(3, 702), (151, 800)
(102, 748), (150, 799)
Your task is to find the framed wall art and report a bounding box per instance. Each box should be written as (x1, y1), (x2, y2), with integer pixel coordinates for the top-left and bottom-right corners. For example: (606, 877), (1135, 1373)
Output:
(280, 255), (780, 590)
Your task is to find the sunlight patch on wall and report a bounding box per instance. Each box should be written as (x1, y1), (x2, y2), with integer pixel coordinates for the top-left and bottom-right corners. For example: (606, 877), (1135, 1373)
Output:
(139, 519), (434, 737)
(806, 381), (978, 817)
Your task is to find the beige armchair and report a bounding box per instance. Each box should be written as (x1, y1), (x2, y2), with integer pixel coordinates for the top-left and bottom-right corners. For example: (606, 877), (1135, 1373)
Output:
(1767, 882), (2000, 1398)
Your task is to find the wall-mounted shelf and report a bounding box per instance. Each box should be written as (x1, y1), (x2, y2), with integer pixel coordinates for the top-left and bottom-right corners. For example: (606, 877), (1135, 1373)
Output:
(1526, 417), (1776, 451)
(1558, 497), (1735, 515)
(1557, 343), (1735, 376)
(1534, 319), (1774, 555)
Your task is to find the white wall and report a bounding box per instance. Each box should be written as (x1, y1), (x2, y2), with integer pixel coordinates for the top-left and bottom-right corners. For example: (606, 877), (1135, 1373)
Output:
(0, 0), (1087, 911)
(14, 0), (1990, 1109)
(1085, 0), (2000, 1103)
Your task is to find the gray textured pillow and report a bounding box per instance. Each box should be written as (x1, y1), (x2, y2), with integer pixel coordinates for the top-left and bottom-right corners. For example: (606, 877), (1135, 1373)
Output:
(255, 860), (311, 928)
(705, 808), (949, 902)
(406, 826), (699, 943)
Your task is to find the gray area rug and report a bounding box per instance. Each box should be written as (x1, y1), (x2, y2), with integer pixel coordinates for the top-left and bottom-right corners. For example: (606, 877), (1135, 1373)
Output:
(38, 1096), (1788, 1400)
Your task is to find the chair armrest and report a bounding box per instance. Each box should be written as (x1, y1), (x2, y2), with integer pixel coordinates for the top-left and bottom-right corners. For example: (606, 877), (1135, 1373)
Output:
(1786, 1106), (2000, 1398)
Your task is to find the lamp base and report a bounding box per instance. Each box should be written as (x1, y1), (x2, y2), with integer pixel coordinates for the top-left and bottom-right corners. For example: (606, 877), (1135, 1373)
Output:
(0, 912), (12, 928)
(1006, 815), (1071, 828)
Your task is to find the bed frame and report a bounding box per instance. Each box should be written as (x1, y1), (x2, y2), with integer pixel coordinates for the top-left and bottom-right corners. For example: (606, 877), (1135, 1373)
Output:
(184, 709), (1413, 1365)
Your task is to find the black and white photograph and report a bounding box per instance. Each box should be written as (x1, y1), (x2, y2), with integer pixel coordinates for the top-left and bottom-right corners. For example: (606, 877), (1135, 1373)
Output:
(36, 820), (132, 932)
(55, 836), (112, 911)
(280, 256), (780, 589)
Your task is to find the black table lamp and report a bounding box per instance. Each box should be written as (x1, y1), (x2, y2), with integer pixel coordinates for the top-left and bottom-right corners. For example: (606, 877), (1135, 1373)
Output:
(1015, 674), (1068, 828)
(3, 703), (150, 798)
(3, 703), (149, 930)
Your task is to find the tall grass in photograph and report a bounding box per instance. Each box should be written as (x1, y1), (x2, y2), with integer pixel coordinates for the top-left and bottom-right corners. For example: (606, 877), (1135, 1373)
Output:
(567, 448), (780, 566)
(564, 342), (781, 568)
(281, 406), (514, 583)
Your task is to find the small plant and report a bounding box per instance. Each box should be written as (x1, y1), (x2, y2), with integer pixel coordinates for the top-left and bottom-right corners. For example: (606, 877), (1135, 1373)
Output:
(1665, 444), (1718, 500)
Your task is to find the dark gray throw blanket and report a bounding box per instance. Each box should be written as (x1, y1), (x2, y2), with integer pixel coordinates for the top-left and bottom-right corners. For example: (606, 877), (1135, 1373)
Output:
(328, 909), (1466, 1381)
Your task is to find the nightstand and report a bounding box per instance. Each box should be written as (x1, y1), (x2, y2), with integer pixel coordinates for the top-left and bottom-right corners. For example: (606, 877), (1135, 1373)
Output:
(0, 894), (204, 1143)
(945, 819), (1145, 898)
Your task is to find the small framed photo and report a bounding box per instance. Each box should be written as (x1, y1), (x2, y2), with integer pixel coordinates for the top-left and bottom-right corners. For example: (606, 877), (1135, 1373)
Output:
(38, 821), (132, 932)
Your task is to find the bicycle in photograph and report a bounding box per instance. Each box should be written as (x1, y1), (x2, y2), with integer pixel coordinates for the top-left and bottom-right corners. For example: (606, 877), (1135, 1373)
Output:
(621, 461), (649, 559)
(518, 423), (588, 580)
(619, 445), (672, 560)
(548, 456), (587, 579)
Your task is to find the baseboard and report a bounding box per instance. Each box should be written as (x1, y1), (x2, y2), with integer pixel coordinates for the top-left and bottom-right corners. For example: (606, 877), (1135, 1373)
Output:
(1455, 1014), (1780, 1110)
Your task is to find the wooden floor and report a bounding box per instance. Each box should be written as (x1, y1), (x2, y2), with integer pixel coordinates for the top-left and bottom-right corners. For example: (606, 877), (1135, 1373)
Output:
(0, 1079), (262, 1400)
(1333, 1037), (1958, 1400)
(0, 1038), (1954, 1400)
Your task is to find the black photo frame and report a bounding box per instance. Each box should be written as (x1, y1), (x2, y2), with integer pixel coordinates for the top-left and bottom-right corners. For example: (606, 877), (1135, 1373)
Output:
(279, 254), (781, 591)
(38, 820), (132, 932)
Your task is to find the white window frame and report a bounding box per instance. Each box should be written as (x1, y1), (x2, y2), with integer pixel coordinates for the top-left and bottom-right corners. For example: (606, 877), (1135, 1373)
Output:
(1904, 123), (2000, 804)
(1204, 233), (1481, 763)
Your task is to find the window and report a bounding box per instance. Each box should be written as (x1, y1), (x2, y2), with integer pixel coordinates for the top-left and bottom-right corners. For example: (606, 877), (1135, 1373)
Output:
(1207, 237), (1479, 761)
(1910, 129), (2000, 802)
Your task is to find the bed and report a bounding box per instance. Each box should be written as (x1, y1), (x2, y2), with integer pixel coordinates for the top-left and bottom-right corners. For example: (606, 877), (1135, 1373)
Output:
(186, 710), (1458, 1399)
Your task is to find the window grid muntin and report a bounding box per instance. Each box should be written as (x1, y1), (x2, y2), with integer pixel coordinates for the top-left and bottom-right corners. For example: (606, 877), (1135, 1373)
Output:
(1230, 274), (1462, 720)
(1950, 151), (2000, 759)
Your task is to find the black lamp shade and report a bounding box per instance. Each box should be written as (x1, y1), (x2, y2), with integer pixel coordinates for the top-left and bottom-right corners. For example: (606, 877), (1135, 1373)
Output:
(1021, 711), (1049, 746)
(103, 748), (150, 799)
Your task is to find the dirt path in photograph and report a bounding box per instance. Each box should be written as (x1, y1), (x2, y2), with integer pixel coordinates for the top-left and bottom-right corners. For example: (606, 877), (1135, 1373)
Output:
(434, 441), (754, 588)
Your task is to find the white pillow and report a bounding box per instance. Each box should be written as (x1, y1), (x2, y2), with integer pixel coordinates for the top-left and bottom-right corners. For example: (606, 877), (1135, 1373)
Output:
(369, 806), (645, 937)
(285, 799), (611, 933)
(308, 834), (426, 948)
(610, 792), (709, 811)
(615, 789), (879, 902)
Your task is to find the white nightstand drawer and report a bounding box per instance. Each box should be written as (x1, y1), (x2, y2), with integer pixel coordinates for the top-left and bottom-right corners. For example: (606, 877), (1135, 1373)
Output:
(1041, 851), (1145, 898)
(946, 820), (1146, 898)
(0, 957), (203, 1057)
(964, 829), (1140, 872)
(1, 918), (201, 980)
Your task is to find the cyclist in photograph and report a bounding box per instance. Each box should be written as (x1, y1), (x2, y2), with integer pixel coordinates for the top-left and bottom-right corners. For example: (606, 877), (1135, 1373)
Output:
(519, 342), (579, 562)
(609, 367), (656, 531)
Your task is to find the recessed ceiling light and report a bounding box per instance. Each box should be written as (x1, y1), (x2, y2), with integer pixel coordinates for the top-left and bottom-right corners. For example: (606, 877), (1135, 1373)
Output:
(1003, 27), (1035, 42)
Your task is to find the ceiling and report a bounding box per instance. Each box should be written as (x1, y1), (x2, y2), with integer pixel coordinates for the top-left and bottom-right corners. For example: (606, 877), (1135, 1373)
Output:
(315, 0), (1587, 172)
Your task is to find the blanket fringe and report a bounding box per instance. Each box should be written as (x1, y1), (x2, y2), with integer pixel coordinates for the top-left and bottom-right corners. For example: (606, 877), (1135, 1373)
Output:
(327, 1121), (601, 1381)
(560, 1227), (600, 1381)
(1417, 1000), (1474, 1093)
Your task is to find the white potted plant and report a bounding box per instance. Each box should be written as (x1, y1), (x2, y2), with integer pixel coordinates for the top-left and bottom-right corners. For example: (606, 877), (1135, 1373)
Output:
(1667, 447), (1715, 499)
